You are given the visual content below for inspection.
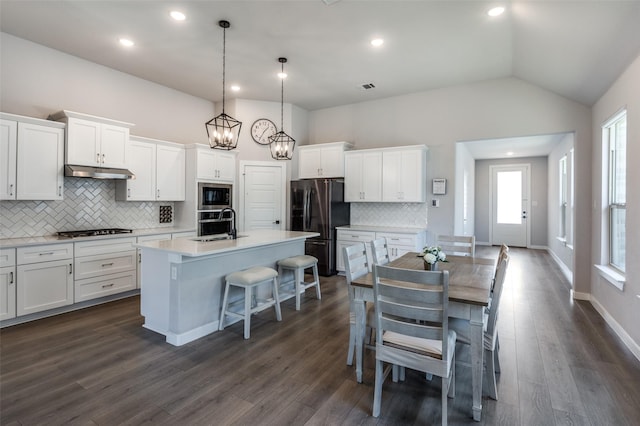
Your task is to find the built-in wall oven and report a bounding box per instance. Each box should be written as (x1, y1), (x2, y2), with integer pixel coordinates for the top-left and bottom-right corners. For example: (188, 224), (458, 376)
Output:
(198, 210), (233, 236)
(197, 182), (233, 237)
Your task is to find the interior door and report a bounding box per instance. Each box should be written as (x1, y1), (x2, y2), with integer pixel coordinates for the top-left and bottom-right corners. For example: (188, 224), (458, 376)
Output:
(240, 162), (286, 231)
(490, 164), (529, 247)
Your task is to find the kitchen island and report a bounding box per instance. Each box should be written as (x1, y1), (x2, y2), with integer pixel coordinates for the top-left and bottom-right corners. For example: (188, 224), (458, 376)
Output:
(135, 230), (319, 346)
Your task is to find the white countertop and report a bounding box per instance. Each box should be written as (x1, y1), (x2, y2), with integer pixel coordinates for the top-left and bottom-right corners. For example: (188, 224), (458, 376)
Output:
(0, 227), (195, 248)
(336, 225), (427, 234)
(135, 229), (320, 257)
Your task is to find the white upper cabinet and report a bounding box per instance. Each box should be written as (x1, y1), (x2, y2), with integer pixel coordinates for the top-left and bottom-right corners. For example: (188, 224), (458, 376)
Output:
(298, 142), (352, 179)
(156, 143), (185, 201)
(0, 119), (17, 200)
(382, 146), (428, 202)
(116, 136), (185, 201)
(344, 150), (383, 202)
(1, 113), (65, 201)
(194, 147), (236, 183)
(49, 110), (134, 169)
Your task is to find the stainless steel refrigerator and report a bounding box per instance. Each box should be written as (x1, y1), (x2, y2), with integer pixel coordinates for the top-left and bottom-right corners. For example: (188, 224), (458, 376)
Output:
(291, 178), (350, 276)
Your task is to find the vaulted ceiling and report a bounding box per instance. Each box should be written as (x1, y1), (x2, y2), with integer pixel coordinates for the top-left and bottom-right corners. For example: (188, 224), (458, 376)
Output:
(1, 0), (639, 112)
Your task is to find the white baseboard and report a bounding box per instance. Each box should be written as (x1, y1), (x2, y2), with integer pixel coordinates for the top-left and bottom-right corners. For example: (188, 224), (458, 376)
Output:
(529, 244), (548, 250)
(590, 296), (640, 363)
(476, 241), (490, 246)
(570, 289), (591, 301)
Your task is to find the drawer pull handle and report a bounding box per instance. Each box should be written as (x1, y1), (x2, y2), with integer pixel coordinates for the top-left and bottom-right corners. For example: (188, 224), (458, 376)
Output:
(101, 262), (114, 267)
(69, 263), (73, 274)
(102, 283), (114, 288)
(9, 271), (13, 284)
(39, 252), (55, 256)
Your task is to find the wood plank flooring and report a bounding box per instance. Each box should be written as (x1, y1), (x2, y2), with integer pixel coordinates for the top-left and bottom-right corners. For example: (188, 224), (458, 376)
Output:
(2, 247), (639, 425)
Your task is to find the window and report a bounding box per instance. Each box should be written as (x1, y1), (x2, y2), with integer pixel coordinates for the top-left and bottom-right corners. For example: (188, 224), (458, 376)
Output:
(559, 155), (567, 239)
(604, 111), (626, 273)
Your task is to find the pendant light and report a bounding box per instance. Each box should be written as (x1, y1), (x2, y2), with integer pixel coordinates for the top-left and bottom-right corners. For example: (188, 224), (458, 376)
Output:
(269, 57), (295, 160)
(205, 20), (241, 150)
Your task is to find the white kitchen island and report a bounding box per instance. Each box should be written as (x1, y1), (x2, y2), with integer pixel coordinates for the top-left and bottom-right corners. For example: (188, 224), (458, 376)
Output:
(135, 230), (319, 346)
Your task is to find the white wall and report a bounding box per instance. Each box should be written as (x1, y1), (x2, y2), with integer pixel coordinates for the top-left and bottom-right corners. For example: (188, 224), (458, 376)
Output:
(308, 77), (592, 294)
(591, 54), (640, 348)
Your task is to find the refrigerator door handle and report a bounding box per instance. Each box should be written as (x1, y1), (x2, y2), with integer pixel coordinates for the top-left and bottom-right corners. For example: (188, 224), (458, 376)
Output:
(304, 189), (312, 230)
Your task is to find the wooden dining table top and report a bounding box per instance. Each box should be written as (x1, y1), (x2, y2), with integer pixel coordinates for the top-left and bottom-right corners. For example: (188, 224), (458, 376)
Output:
(350, 253), (496, 306)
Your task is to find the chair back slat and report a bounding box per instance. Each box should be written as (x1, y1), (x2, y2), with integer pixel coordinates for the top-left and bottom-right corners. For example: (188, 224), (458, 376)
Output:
(486, 255), (509, 336)
(343, 243), (369, 285)
(370, 238), (390, 266)
(373, 265), (450, 359)
(437, 234), (476, 257)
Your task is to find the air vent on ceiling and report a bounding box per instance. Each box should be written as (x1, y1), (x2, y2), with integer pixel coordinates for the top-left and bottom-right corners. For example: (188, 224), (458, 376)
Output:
(360, 83), (376, 90)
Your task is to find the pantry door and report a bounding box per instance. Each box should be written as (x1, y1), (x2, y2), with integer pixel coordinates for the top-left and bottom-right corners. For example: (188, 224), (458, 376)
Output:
(490, 164), (530, 247)
(239, 161), (286, 232)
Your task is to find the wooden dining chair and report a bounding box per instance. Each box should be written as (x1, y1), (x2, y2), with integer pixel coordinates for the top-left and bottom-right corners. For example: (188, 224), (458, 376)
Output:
(371, 264), (456, 426)
(436, 234), (476, 257)
(449, 254), (509, 400)
(370, 237), (391, 266)
(343, 243), (376, 366)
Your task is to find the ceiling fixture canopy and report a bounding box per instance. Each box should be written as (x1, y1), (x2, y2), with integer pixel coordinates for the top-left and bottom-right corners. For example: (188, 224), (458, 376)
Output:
(206, 20), (242, 150)
(269, 57), (296, 160)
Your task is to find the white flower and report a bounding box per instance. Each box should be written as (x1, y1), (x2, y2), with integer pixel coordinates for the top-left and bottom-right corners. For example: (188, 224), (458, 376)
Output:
(424, 253), (437, 264)
(421, 245), (448, 264)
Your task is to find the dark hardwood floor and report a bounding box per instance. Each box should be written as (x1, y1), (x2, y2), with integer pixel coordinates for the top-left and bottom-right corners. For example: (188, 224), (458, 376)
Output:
(2, 247), (639, 425)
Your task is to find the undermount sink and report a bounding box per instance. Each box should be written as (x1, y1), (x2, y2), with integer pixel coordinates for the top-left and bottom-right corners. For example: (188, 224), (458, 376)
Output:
(191, 234), (247, 242)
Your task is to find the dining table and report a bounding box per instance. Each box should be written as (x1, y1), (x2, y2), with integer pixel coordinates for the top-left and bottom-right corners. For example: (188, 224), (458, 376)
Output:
(350, 252), (495, 422)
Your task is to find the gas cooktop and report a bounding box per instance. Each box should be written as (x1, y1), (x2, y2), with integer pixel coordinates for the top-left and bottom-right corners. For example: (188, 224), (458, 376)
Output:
(57, 228), (133, 238)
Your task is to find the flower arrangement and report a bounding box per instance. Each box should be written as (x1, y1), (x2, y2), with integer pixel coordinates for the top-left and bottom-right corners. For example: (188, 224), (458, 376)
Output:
(422, 246), (448, 265)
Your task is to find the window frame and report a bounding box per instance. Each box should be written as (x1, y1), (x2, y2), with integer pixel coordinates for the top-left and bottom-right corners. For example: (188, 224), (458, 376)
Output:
(603, 110), (626, 275)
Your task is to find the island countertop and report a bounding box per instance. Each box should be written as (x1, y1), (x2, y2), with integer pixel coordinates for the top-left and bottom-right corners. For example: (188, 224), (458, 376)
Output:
(135, 229), (320, 257)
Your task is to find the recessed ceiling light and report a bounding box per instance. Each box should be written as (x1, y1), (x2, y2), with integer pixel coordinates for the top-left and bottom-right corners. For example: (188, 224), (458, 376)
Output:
(170, 10), (186, 21)
(506, 151), (514, 156)
(487, 6), (505, 17)
(371, 38), (384, 47)
(230, 85), (240, 92)
(277, 72), (287, 79)
(119, 38), (134, 47)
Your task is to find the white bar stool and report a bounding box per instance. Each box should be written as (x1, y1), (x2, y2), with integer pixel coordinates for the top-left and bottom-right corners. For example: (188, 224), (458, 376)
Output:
(219, 266), (282, 339)
(277, 255), (320, 311)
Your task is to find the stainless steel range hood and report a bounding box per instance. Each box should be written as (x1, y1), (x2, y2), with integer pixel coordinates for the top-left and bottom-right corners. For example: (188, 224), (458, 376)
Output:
(64, 165), (135, 180)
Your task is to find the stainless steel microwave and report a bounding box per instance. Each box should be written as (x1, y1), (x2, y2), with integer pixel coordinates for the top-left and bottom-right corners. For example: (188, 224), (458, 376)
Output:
(198, 182), (232, 210)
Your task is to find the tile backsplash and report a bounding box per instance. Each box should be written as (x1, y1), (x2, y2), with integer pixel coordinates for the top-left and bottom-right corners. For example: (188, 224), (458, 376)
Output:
(0, 178), (173, 238)
(350, 202), (428, 228)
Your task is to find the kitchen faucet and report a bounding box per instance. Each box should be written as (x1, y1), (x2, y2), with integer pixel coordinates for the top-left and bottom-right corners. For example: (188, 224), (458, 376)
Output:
(219, 207), (237, 239)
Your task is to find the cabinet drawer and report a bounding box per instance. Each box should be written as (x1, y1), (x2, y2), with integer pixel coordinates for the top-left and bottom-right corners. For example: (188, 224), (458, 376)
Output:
(336, 230), (376, 242)
(0, 248), (16, 268)
(74, 251), (136, 280)
(75, 237), (136, 257)
(17, 243), (73, 265)
(376, 233), (418, 248)
(75, 270), (136, 302)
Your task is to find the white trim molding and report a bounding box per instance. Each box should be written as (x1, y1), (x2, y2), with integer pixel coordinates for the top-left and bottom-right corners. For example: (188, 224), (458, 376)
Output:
(590, 296), (640, 363)
(548, 248), (573, 284)
(594, 264), (625, 291)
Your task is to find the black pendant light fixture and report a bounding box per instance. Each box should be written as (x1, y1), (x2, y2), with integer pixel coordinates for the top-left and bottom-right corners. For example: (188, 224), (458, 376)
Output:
(269, 57), (295, 160)
(205, 20), (241, 150)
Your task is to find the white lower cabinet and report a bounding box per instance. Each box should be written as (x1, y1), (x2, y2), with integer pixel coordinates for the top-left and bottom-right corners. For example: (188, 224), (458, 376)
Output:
(336, 230), (376, 272)
(336, 228), (427, 271)
(74, 237), (136, 302)
(0, 248), (16, 320)
(16, 244), (74, 316)
(376, 232), (425, 261)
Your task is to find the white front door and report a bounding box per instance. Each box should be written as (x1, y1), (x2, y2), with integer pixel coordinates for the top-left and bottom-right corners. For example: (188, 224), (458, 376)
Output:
(490, 164), (529, 247)
(239, 162), (286, 231)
